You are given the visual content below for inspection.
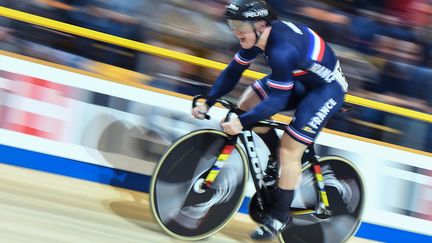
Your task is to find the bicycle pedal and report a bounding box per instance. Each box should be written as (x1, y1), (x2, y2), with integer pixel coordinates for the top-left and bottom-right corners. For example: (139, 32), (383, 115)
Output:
(323, 209), (333, 216)
(317, 208), (333, 216)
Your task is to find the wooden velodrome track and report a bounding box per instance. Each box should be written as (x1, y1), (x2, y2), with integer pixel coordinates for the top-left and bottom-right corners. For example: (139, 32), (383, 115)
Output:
(0, 163), (379, 243)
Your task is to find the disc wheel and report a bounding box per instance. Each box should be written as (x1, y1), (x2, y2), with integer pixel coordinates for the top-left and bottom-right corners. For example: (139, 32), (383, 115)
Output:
(150, 129), (249, 241)
(279, 156), (365, 243)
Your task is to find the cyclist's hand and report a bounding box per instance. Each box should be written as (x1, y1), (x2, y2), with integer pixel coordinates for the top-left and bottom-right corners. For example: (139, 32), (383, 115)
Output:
(221, 118), (243, 135)
(192, 104), (209, 120)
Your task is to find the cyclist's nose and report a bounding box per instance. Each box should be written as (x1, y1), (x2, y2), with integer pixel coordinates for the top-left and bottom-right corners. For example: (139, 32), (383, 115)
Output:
(233, 31), (243, 37)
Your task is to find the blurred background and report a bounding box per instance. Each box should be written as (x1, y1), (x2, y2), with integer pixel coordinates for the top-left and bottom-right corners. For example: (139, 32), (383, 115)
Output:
(0, 0), (431, 152)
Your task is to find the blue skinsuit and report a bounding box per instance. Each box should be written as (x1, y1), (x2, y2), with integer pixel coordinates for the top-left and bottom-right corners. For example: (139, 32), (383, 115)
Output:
(207, 20), (348, 145)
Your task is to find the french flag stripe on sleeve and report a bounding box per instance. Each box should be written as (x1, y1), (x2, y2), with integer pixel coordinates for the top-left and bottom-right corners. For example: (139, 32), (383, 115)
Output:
(286, 125), (314, 144)
(267, 80), (294, 90)
(293, 69), (308, 76)
(234, 53), (255, 65)
(308, 28), (326, 62)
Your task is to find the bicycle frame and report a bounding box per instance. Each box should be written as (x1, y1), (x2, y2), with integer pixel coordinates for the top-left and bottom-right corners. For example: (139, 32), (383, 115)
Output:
(192, 95), (332, 216)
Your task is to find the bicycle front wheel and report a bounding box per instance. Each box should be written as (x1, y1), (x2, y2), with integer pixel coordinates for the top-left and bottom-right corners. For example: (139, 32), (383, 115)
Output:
(150, 129), (249, 241)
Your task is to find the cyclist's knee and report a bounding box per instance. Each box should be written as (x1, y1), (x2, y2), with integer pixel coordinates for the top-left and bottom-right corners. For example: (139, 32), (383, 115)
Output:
(238, 100), (250, 111)
(253, 127), (271, 134)
(238, 87), (260, 111)
(279, 133), (307, 163)
(279, 148), (302, 165)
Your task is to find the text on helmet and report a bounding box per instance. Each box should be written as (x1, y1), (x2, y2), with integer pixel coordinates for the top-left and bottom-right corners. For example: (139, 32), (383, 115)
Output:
(243, 9), (268, 18)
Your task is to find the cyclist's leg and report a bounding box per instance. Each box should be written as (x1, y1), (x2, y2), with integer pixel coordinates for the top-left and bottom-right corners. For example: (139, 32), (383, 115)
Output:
(251, 135), (300, 240)
(272, 133), (306, 223)
(238, 85), (261, 111)
(274, 81), (346, 221)
(239, 78), (280, 157)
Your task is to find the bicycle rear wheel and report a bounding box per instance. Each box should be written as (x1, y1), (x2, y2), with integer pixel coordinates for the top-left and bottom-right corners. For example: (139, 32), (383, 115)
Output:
(150, 129), (249, 241)
(280, 156), (365, 243)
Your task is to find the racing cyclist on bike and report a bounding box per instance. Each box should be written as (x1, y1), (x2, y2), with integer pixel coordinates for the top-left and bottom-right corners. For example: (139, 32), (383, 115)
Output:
(192, 0), (348, 240)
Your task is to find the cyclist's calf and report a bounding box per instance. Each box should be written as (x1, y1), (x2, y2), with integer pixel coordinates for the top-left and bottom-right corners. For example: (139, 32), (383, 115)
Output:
(278, 133), (306, 190)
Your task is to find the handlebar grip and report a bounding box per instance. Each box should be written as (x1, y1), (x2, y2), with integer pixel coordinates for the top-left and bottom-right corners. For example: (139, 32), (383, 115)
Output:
(200, 112), (211, 120)
(192, 95), (211, 120)
(192, 95), (240, 121)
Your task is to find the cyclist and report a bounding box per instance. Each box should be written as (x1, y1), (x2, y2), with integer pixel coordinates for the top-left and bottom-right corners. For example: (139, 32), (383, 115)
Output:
(192, 0), (348, 240)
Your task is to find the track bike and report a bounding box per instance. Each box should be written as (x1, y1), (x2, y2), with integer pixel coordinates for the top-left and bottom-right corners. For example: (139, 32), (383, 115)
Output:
(150, 95), (365, 243)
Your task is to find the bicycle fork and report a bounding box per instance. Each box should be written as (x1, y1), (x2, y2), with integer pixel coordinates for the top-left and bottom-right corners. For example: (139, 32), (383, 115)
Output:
(307, 148), (332, 216)
(200, 135), (238, 191)
(199, 131), (270, 211)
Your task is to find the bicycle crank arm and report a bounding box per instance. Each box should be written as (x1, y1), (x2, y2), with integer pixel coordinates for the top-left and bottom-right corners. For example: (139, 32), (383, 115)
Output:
(316, 201), (333, 215)
(290, 207), (332, 216)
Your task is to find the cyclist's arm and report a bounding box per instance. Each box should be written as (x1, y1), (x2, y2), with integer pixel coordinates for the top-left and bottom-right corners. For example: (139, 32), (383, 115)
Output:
(239, 44), (300, 127)
(206, 46), (262, 107)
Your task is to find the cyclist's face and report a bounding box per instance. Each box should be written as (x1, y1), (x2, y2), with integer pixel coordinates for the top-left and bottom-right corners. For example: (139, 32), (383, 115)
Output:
(227, 20), (256, 49)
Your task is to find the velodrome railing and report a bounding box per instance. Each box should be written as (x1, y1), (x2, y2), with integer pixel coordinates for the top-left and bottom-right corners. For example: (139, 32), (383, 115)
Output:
(0, 6), (431, 123)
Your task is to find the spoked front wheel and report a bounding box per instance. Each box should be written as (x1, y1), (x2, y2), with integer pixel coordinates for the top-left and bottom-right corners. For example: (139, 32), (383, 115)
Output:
(150, 129), (249, 241)
(280, 156), (366, 243)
